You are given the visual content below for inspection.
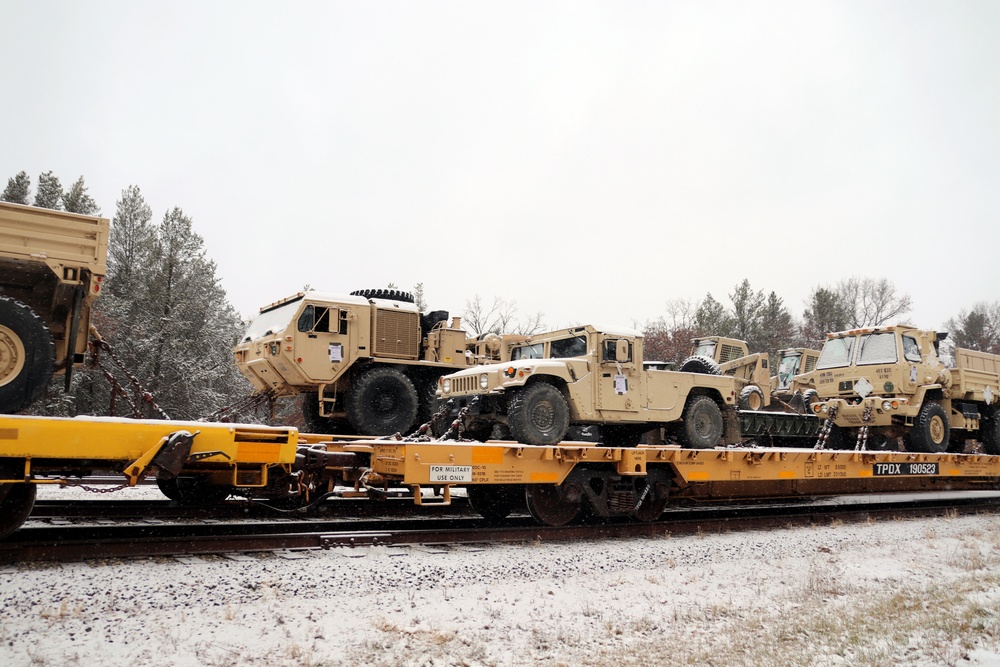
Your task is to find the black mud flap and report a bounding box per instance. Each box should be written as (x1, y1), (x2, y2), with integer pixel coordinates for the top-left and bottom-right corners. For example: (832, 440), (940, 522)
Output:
(150, 431), (197, 480)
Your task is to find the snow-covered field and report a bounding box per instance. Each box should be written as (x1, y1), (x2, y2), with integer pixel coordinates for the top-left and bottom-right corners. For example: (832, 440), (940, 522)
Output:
(3, 494), (1000, 667)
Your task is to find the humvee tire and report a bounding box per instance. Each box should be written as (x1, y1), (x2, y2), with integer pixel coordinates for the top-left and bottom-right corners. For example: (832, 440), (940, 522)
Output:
(0, 296), (55, 414)
(507, 383), (570, 445)
(679, 395), (723, 448)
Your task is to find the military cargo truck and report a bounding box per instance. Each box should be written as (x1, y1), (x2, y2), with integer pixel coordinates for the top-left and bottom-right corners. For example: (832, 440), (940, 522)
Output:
(234, 289), (505, 435)
(437, 325), (742, 447)
(0, 202), (109, 413)
(811, 325), (1000, 453)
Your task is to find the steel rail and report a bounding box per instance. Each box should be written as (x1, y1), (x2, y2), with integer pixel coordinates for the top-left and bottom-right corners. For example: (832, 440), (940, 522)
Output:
(3, 496), (999, 565)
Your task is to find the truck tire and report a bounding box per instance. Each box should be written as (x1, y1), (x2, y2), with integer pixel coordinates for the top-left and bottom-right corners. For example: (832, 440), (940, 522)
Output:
(301, 393), (339, 433)
(0, 296), (55, 414)
(800, 389), (819, 413)
(679, 355), (721, 375)
(981, 407), (1000, 455)
(507, 383), (570, 445)
(738, 385), (765, 411)
(679, 395), (724, 449)
(350, 289), (415, 304)
(346, 366), (419, 436)
(908, 402), (949, 453)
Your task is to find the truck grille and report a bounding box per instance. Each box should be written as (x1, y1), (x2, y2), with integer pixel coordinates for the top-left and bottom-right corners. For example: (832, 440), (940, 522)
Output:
(451, 375), (479, 394)
(373, 309), (420, 359)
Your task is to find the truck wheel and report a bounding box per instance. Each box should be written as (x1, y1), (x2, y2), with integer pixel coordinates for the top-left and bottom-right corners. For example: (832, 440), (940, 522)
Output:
(679, 395), (724, 449)
(678, 355), (721, 375)
(507, 383), (570, 445)
(800, 389), (819, 414)
(738, 385), (765, 411)
(908, 402), (949, 453)
(0, 482), (36, 540)
(981, 408), (1000, 455)
(346, 366), (419, 436)
(0, 297), (55, 414)
(350, 289), (415, 304)
(301, 393), (336, 433)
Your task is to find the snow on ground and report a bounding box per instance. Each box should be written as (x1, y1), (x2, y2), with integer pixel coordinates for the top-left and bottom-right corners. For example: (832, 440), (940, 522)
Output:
(4, 499), (1000, 666)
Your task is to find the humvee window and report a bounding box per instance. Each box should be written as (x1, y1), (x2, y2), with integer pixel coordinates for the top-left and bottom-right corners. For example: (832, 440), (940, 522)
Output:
(601, 339), (633, 363)
(857, 332), (897, 365)
(511, 343), (544, 360)
(817, 337), (855, 369)
(551, 336), (587, 359)
(903, 336), (921, 362)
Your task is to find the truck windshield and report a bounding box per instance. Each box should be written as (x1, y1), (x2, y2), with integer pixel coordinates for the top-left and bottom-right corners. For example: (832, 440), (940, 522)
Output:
(692, 340), (717, 358)
(511, 343), (544, 360)
(816, 337), (855, 370)
(857, 332), (898, 365)
(241, 302), (300, 342)
(776, 353), (802, 390)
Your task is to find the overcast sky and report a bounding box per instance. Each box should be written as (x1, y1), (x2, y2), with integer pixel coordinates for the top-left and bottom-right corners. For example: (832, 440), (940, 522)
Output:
(2, 1), (998, 333)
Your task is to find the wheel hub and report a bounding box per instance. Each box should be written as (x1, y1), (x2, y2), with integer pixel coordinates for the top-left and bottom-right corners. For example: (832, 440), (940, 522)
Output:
(529, 400), (555, 431)
(0, 326), (25, 388)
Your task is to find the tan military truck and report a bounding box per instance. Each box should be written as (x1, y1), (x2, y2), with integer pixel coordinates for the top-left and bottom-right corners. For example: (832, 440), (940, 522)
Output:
(437, 325), (741, 447)
(680, 336), (772, 410)
(234, 289), (506, 435)
(810, 325), (1000, 453)
(0, 202), (109, 413)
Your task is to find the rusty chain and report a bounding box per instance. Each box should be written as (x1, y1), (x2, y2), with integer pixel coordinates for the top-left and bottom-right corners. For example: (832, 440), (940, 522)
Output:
(855, 403), (874, 451)
(814, 404), (839, 450)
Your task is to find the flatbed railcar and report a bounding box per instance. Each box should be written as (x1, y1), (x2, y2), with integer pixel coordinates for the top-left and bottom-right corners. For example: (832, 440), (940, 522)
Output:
(366, 438), (1000, 526)
(0, 414), (299, 539)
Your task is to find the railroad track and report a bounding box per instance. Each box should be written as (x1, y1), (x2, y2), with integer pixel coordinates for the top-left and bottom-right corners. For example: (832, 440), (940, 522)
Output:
(3, 494), (999, 565)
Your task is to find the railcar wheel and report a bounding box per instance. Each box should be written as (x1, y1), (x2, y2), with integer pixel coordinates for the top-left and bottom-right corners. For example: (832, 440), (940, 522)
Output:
(738, 386), (765, 411)
(0, 482), (36, 540)
(507, 383), (570, 445)
(161, 476), (233, 505)
(525, 484), (579, 526)
(0, 297), (55, 414)
(467, 484), (524, 523)
(679, 395), (724, 449)
(981, 408), (1000, 455)
(346, 366), (419, 436)
(908, 402), (949, 453)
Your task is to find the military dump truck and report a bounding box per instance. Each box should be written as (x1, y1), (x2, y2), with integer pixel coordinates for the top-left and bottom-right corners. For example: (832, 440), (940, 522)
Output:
(810, 325), (1000, 453)
(234, 289), (507, 435)
(0, 202), (109, 413)
(437, 325), (742, 447)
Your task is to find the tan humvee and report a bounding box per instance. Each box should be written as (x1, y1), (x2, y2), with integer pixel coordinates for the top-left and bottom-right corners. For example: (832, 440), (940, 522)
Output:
(811, 325), (1000, 453)
(438, 324), (741, 447)
(0, 202), (109, 412)
(234, 289), (507, 435)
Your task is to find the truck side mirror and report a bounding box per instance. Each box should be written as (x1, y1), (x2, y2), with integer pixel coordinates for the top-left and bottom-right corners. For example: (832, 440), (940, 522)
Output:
(616, 339), (630, 363)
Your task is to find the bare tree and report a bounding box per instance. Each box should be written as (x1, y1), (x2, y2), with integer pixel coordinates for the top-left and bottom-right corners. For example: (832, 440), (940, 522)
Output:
(836, 276), (912, 328)
(462, 294), (545, 336)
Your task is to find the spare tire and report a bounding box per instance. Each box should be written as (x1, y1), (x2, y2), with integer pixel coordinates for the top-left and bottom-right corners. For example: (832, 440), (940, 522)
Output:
(678, 355), (721, 375)
(350, 289), (415, 304)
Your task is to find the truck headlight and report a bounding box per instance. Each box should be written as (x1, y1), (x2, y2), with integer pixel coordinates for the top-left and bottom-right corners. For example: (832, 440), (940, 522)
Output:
(442, 378), (451, 394)
(479, 373), (489, 389)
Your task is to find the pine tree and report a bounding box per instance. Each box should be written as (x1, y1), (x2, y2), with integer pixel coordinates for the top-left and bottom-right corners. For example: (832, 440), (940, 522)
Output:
(62, 176), (100, 215)
(695, 294), (731, 336)
(1, 171), (31, 204)
(802, 287), (850, 344)
(33, 171), (63, 210)
(728, 279), (765, 349)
